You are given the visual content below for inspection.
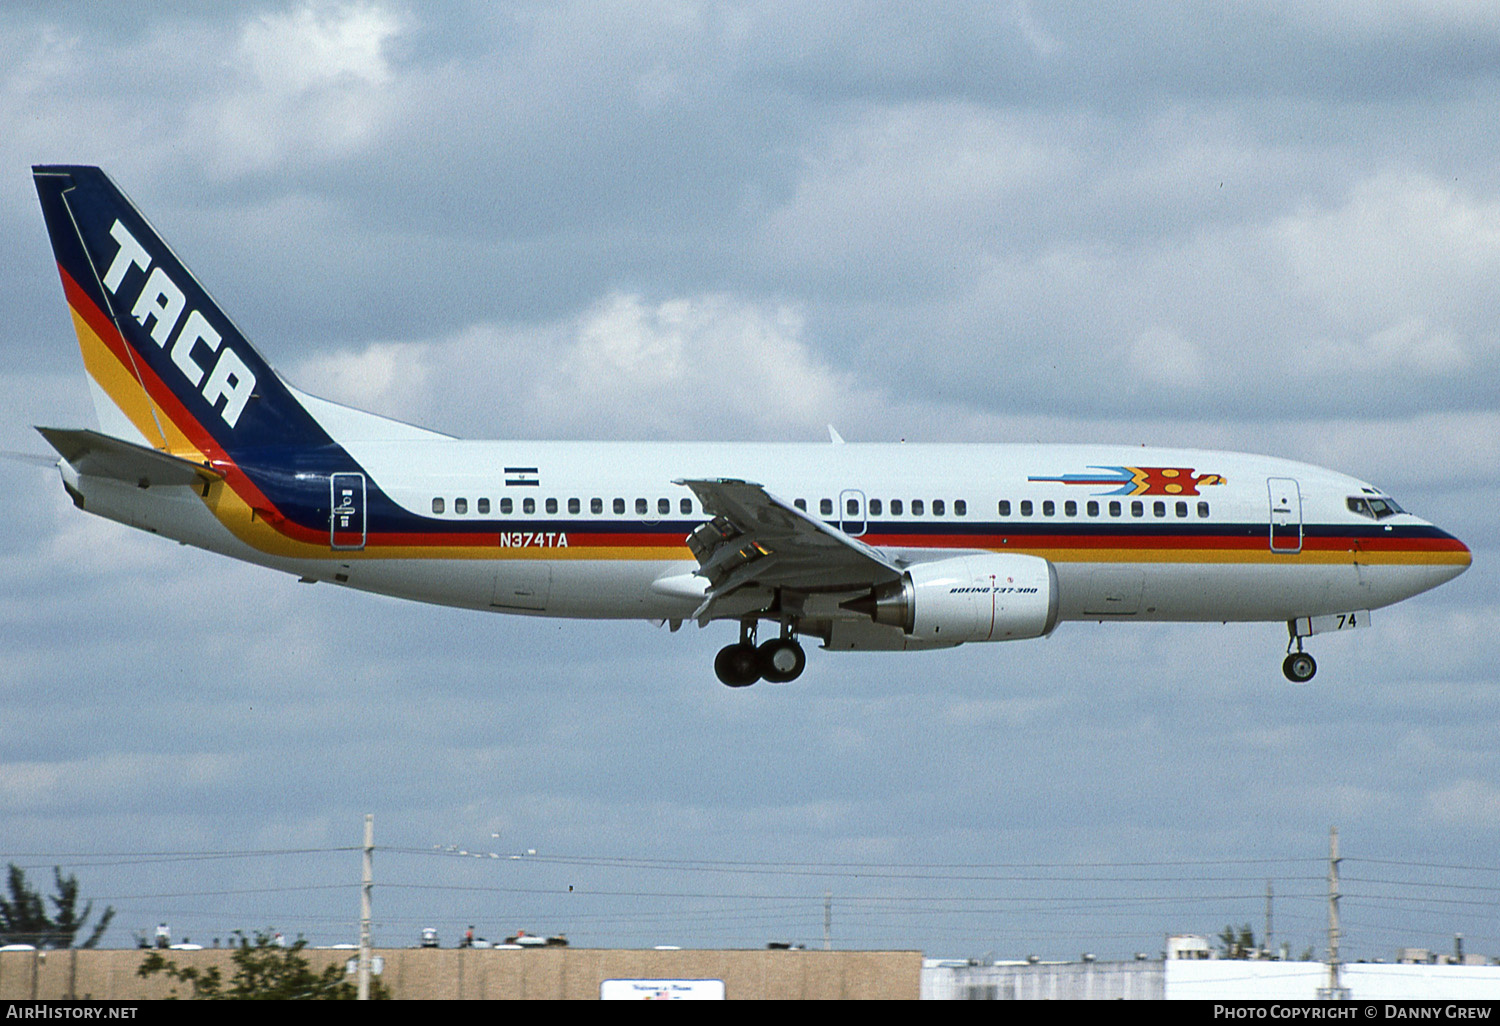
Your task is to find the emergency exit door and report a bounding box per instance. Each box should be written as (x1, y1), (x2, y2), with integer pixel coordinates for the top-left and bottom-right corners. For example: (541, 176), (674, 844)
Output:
(839, 489), (867, 537)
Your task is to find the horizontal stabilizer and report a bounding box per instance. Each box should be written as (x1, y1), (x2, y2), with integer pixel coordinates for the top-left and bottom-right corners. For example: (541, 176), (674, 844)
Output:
(36, 426), (222, 488)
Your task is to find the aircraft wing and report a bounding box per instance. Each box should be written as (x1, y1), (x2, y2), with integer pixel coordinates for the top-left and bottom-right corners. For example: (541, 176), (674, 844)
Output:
(36, 426), (223, 488)
(676, 478), (903, 621)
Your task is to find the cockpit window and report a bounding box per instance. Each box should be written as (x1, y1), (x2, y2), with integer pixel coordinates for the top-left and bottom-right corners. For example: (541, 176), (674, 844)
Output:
(1347, 496), (1405, 520)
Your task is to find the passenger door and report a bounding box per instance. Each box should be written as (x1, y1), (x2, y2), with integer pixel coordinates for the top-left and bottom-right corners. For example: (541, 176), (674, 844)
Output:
(1268, 477), (1302, 554)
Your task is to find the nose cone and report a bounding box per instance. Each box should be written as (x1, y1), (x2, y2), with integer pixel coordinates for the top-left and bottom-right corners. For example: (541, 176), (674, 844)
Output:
(1436, 527), (1472, 581)
(1370, 524), (1472, 607)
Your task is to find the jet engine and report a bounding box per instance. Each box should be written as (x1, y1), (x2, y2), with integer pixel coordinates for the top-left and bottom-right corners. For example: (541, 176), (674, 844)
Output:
(842, 553), (1059, 643)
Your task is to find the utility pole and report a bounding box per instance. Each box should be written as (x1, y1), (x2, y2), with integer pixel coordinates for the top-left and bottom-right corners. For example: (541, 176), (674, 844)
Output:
(823, 890), (832, 951)
(1265, 878), (1273, 960)
(1318, 826), (1348, 1000)
(358, 813), (373, 1001)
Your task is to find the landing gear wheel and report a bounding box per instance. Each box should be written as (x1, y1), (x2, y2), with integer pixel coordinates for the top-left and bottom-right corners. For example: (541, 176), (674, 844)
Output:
(757, 638), (806, 683)
(715, 643), (761, 687)
(1282, 652), (1317, 683)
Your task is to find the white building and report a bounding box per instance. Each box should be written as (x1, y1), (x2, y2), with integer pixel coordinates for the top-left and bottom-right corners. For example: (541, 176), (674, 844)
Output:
(923, 954), (1500, 1000)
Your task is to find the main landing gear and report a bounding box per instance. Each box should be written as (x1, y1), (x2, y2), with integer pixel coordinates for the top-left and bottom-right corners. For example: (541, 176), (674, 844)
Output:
(1282, 624), (1317, 683)
(715, 620), (807, 687)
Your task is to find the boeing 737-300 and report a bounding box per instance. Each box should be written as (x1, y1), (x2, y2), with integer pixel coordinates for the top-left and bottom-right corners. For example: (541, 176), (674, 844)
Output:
(29, 166), (1472, 686)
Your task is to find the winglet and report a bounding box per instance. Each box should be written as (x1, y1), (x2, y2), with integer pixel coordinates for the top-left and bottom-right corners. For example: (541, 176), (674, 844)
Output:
(827, 424), (845, 444)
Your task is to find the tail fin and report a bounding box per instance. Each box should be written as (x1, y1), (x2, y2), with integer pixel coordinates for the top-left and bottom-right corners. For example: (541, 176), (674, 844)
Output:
(32, 165), (331, 461)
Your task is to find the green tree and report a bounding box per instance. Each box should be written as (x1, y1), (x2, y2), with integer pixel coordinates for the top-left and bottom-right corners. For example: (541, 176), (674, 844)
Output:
(1218, 922), (1259, 959)
(0, 864), (114, 948)
(138, 930), (389, 1000)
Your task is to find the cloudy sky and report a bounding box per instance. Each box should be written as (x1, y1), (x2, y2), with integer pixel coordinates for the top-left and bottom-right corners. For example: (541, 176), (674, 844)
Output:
(2, 1), (1499, 961)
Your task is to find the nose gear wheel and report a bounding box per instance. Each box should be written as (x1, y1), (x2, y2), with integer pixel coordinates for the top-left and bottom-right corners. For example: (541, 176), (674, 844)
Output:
(1282, 651), (1317, 683)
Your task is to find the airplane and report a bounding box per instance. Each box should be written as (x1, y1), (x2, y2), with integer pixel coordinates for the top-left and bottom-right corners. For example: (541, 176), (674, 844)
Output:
(29, 165), (1472, 687)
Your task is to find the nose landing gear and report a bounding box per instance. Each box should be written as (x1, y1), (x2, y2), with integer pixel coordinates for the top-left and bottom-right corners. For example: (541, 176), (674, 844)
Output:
(1282, 623), (1317, 683)
(715, 619), (807, 687)
(1282, 650), (1317, 683)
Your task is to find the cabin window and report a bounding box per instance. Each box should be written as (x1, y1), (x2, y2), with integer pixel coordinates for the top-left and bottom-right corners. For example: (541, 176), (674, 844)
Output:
(870, 498), (883, 516)
(613, 498), (625, 515)
(545, 498), (558, 514)
(912, 499), (925, 515)
(795, 498), (807, 511)
(500, 497), (513, 515)
(636, 498), (648, 515)
(454, 497), (468, 515)
(523, 498), (536, 515)
(998, 500), (1011, 517)
(1175, 501), (1188, 518)
(1065, 500), (1077, 517)
(1109, 501), (1121, 517)
(1042, 500), (1054, 517)
(568, 498), (580, 515)
(1197, 501), (1210, 518)
(1020, 500), (1032, 517)
(590, 498), (601, 514)
(1087, 500), (1099, 517)
(680, 498), (692, 515)
(891, 499), (904, 516)
(933, 499), (945, 516)
(655, 498), (667, 515)
(1131, 500), (1144, 517)
(431, 497), (445, 514)
(847, 498), (859, 516)
(478, 498), (490, 515)
(820, 498), (833, 516)
(954, 499), (966, 516)
(1153, 500), (1166, 518)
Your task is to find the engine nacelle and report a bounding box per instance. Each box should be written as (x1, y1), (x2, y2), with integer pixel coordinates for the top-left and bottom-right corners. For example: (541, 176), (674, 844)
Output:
(843, 554), (1059, 643)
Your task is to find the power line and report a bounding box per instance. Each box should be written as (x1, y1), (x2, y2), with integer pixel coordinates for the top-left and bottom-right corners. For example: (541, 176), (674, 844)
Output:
(9, 839), (1496, 957)
(390, 846), (1324, 871)
(1346, 857), (1500, 874)
(1343, 875), (1500, 895)
(0, 847), (357, 869)
(91, 884), (355, 901)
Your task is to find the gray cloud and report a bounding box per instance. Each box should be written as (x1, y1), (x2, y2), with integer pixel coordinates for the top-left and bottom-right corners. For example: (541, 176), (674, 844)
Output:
(0, 1), (1495, 959)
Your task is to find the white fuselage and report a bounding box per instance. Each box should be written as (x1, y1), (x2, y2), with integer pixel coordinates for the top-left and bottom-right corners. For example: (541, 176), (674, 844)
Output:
(64, 438), (1470, 638)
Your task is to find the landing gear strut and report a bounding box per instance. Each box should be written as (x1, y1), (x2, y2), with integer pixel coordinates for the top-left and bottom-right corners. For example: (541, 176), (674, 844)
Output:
(715, 620), (806, 687)
(1282, 625), (1317, 683)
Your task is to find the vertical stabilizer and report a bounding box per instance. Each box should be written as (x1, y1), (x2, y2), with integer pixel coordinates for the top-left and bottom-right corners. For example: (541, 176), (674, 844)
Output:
(32, 165), (331, 461)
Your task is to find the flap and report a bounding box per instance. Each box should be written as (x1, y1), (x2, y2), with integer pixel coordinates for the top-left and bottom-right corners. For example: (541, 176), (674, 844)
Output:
(676, 478), (903, 620)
